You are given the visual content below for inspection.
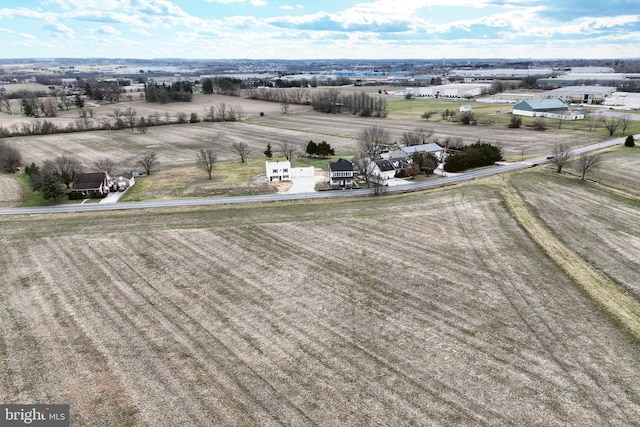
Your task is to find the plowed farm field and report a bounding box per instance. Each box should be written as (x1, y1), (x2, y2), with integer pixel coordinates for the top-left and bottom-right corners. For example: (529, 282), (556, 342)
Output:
(1, 177), (639, 426)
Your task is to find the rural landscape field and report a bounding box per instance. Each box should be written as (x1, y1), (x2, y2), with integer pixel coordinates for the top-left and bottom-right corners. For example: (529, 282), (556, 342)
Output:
(1, 84), (640, 425)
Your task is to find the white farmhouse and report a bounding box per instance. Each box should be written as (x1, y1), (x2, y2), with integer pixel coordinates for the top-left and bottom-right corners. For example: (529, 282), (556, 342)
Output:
(265, 160), (291, 181)
(372, 159), (396, 185)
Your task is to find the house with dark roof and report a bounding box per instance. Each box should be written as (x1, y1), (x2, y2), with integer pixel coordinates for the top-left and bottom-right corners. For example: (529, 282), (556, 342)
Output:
(328, 158), (354, 188)
(71, 172), (111, 197)
(372, 159), (396, 184)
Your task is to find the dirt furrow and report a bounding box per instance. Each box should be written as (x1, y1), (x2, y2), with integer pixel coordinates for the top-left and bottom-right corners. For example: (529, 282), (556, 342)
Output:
(88, 234), (314, 426)
(49, 238), (244, 426)
(453, 190), (623, 422)
(156, 228), (478, 423)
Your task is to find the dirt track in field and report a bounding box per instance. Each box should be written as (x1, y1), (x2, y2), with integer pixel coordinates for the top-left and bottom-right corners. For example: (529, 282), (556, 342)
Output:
(1, 183), (639, 426)
(499, 177), (640, 338)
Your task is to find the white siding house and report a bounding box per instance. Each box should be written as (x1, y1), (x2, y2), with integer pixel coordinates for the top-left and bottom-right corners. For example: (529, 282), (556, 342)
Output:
(265, 160), (291, 181)
(372, 159), (396, 185)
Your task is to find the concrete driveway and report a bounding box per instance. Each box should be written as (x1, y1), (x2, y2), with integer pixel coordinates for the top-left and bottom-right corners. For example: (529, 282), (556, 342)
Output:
(99, 190), (127, 203)
(282, 171), (327, 194)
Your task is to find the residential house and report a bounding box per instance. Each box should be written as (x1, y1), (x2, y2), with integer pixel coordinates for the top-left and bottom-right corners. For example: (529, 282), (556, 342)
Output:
(328, 158), (354, 188)
(71, 172), (111, 197)
(265, 160), (291, 181)
(400, 143), (445, 161)
(372, 159), (396, 185)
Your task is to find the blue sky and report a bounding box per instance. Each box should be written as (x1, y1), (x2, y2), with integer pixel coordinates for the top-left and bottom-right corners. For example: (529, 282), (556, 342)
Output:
(0, 0), (639, 59)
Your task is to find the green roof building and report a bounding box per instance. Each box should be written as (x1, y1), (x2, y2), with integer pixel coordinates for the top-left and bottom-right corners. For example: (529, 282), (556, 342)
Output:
(512, 99), (568, 117)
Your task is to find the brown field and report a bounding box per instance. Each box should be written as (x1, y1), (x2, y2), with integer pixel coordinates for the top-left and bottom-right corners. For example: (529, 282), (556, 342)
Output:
(0, 174), (21, 207)
(1, 173), (639, 426)
(512, 170), (640, 301)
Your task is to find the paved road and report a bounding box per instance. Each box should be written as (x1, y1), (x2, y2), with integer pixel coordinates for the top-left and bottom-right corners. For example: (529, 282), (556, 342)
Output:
(0, 137), (627, 216)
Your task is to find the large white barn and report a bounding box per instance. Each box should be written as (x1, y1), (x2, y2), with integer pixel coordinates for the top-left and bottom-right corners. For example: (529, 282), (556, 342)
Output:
(408, 83), (491, 99)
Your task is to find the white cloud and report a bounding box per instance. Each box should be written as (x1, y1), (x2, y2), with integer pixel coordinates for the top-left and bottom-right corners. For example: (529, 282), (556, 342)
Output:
(42, 22), (75, 38)
(94, 25), (121, 36)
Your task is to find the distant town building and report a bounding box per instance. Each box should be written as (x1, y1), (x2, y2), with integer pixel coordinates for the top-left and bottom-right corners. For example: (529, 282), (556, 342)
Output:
(540, 86), (616, 105)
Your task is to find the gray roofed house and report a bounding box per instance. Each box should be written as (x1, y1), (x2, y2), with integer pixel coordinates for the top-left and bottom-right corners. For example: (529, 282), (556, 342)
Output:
(372, 159), (396, 184)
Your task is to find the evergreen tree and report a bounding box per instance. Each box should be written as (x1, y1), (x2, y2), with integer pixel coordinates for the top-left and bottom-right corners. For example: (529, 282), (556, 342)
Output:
(263, 142), (273, 158)
(316, 140), (335, 158)
(306, 140), (318, 157)
(41, 173), (64, 200)
(625, 135), (635, 147)
(202, 78), (214, 94)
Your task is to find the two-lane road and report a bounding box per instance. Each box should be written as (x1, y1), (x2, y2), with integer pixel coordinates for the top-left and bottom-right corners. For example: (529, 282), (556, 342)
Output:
(0, 137), (627, 216)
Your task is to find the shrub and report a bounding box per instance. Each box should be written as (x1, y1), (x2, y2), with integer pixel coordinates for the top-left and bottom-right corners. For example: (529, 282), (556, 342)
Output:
(624, 135), (635, 147)
(508, 115), (522, 129)
(444, 141), (503, 172)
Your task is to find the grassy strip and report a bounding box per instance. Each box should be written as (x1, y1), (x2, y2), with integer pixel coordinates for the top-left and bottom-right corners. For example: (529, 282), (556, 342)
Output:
(498, 177), (640, 339)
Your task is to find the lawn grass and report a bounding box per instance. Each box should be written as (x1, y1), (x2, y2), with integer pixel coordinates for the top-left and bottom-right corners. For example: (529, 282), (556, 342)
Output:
(14, 173), (60, 207)
(386, 97), (640, 137)
(120, 161), (278, 201)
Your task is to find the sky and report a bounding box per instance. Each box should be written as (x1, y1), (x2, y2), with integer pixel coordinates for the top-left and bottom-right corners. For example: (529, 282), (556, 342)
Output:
(0, 0), (639, 60)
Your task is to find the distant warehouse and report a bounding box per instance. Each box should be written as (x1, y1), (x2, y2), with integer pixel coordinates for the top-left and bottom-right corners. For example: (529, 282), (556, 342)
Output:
(540, 86), (616, 105)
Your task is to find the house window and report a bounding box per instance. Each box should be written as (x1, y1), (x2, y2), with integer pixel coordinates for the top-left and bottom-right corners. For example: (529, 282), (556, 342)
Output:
(283, 168), (289, 173)
(272, 169), (278, 173)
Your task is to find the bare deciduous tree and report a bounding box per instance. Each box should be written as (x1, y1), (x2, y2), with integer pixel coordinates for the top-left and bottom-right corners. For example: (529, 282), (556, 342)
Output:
(0, 94), (13, 115)
(42, 155), (82, 188)
(93, 157), (117, 176)
(585, 111), (600, 131)
(279, 141), (297, 161)
(352, 152), (377, 188)
(551, 143), (571, 173)
(108, 107), (125, 129)
(196, 148), (217, 180)
(602, 117), (622, 136)
(136, 116), (147, 133)
(231, 141), (251, 163)
(620, 115), (630, 135)
(358, 125), (390, 159)
(576, 152), (600, 180)
(123, 107), (137, 131)
(138, 151), (159, 175)
(401, 127), (434, 146)
(0, 140), (22, 173)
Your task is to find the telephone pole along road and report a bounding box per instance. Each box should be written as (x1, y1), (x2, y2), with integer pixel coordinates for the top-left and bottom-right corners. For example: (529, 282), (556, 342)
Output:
(0, 137), (627, 216)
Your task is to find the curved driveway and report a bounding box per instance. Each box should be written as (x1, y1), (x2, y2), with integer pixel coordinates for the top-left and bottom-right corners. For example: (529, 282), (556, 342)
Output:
(0, 137), (626, 216)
